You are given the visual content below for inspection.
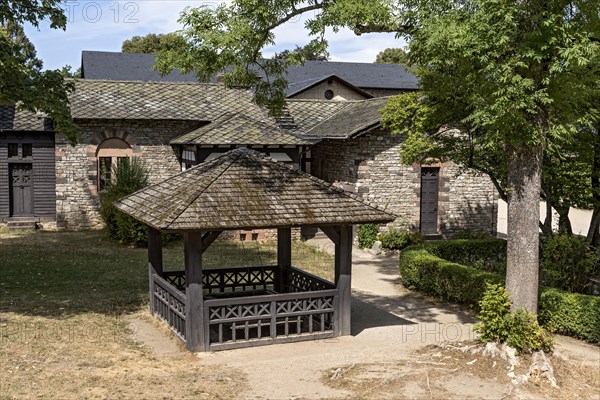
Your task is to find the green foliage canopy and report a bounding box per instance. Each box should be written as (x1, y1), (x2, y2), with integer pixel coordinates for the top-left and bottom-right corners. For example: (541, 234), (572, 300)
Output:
(154, 0), (397, 115)
(374, 47), (409, 66)
(0, 1), (79, 144)
(122, 33), (187, 54)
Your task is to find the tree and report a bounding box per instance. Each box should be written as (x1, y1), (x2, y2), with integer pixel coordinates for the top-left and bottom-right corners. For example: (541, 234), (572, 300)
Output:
(121, 33), (187, 54)
(0, 1), (79, 144)
(59, 65), (81, 78)
(156, 0), (600, 313)
(386, 2), (599, 312)
(274, 44), (328, 61)
(374, 47), (409, 67)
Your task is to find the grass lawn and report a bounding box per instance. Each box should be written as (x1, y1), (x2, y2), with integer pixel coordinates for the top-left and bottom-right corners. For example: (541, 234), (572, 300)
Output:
(0, 230), (333, 399)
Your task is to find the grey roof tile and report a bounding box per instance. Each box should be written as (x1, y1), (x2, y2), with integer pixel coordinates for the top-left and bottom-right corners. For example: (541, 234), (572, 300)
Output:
(113, 148), (395, 231)
(284, 97), (390, 139)
(81, 51), (198, 82)
(0, 105), (53, 131)
(69, 79), (270, 122)
(171, 113), (308, 146)
(81, 51), (419, 90)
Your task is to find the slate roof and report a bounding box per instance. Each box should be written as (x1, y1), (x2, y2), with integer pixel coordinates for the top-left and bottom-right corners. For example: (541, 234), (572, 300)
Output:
(80, 51), (419, 90)
(302, 97), (390, 139)
(81, 51), (198, 82)
(0, 106), (53, 131)
(69, 79), (270, 122)
(171, 113), (308, 146)
(113, 148), (395, 231)
(284, 60), (418, 90)
(283, 100), (350, 134)
(283, 97), (390, 139)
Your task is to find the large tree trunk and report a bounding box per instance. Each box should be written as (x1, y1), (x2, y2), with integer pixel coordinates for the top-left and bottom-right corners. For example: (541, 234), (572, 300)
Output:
(505, 144), (543, 313)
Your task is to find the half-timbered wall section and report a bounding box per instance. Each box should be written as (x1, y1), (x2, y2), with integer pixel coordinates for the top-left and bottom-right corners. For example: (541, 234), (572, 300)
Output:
(0, 132), (56, 222)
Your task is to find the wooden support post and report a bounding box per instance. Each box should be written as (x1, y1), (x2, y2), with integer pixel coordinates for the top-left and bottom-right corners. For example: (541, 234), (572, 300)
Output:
(337, 225), (353, 336)
(148, 227), (163, 316)
(276, 228), (292, 293)
(184, 231), (206, 352)
(320, 226), (341, 283)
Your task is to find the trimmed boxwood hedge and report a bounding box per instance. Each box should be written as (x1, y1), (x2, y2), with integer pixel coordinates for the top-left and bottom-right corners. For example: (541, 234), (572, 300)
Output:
(399, 240), (600, 344)
(538, 288), (600, 343)
(399, 247), (504, 306)
(424, 239), (507, 272)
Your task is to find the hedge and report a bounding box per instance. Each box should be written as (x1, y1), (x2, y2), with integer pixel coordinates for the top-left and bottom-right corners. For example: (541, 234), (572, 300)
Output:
(538, 288), (600, 343)
(399, 243), (600, 344)
(423, 239), (507, 273)
(399, 248), (504, 306)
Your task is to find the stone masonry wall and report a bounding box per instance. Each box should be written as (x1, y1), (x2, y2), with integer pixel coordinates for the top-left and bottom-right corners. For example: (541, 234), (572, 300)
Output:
(55, 119), (197, 229)
(311, 128), (497, 237)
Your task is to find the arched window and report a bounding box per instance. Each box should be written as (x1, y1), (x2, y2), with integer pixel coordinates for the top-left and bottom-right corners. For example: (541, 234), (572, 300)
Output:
(96, 138), (133, 191)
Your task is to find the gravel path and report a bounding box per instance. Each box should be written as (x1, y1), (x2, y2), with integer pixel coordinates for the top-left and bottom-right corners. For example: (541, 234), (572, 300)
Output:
(128, 239), (599, 399)
(194, 240), (478, 399)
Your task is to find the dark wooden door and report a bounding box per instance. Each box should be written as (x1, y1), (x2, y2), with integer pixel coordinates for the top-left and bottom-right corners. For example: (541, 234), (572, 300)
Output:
(420, 168), (439, 235)
(9, 164), (33, 216)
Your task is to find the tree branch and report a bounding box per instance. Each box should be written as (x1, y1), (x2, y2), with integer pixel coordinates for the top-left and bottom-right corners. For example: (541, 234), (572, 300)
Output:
(266, 3), (324, 31)
(353, 23), (411, 36)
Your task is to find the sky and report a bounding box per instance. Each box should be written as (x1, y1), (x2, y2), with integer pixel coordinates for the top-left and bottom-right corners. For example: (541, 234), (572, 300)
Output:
(24, 0), (406, 71)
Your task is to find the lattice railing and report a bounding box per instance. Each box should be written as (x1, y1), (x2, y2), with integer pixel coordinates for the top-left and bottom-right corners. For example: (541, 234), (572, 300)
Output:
(205, 290), (337, 350)
(162, 266), (277, 295)
(203, 266), (276, 294)
(152, 274), (186, 341)
(287, 267), (335, 292)
(163, 271), (186, 291)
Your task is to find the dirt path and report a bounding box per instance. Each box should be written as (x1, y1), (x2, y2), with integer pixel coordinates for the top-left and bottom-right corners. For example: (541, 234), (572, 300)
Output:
(128, 241), (599, 400)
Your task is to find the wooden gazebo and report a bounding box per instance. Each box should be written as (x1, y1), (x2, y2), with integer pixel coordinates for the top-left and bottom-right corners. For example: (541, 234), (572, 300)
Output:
(114, 148), (395, 352)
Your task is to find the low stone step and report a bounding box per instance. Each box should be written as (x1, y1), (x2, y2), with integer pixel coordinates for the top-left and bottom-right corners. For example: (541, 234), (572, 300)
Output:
(7, 219), (38, 231)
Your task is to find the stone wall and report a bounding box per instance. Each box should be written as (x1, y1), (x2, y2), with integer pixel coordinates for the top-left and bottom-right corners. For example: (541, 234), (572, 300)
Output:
(55, 119), (197, 229)
(311, 128), (497, 237)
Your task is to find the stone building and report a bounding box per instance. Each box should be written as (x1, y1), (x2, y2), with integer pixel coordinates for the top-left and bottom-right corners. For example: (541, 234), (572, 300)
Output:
(283, 97), (497, 236)
(0, 77), (496, 236)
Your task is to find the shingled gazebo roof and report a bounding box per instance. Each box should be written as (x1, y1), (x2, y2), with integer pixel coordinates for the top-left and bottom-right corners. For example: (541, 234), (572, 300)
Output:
(113, 148), (395, 231)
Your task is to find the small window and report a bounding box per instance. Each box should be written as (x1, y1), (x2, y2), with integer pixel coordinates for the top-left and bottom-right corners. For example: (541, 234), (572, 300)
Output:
(8, 143), (18, 158)
(99, 157), (112, 191)
(324, 90), (334, 100)
(251, 233), (259, 241)
(96, 138), (134, 192)
(181, 148), (197, 171)
(22, 144), (33, 158)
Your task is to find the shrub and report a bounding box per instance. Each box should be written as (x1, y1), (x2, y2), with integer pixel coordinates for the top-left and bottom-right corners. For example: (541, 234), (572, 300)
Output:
(100, 158), (150, 247)
(505, 308), (554, 354)
(475, 284), (553, 354)
(474, 283), (511, 342)
(399, 248), (504, 306)
(358, 223), (379, 248)
(541, 233), (598, 293)
(538, 288), (600, 343)
(378, 229), (424, 250)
